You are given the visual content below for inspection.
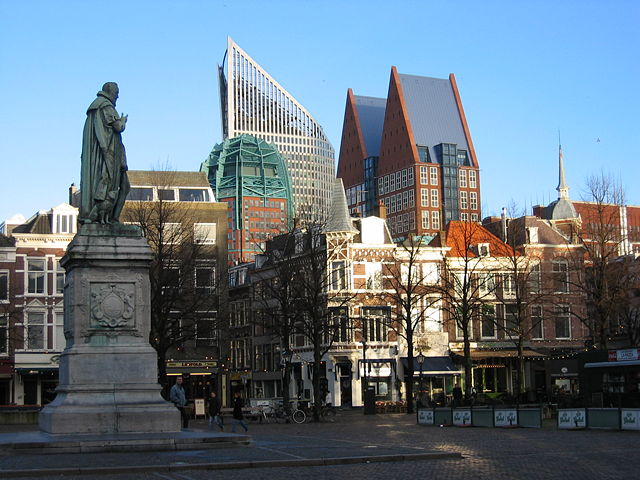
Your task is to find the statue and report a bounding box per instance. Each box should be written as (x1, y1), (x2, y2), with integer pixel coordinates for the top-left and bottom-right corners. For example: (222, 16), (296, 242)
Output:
(80, 82), (130, 224)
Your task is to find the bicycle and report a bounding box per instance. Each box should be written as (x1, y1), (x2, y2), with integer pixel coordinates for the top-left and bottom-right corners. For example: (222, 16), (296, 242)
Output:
(271, 403), (307, 424)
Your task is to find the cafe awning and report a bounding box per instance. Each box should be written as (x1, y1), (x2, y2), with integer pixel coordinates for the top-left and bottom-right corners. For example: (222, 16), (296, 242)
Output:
(401, 356), (461, 375)
(470, 349), (545, 359)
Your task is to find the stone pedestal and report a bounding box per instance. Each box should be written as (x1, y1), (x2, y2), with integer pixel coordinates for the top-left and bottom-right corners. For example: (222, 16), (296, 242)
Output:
(39, 224), (181, 434)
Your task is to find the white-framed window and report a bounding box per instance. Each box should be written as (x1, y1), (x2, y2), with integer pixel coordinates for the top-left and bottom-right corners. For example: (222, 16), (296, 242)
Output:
(402, 191), (408, 210)
(459, 170), (467, 188)
(384, 175), (390, 193)
(469, 170), (477, 188)
(423, 263), (439, 284)
(421, 188), (429, 207)
(196, 317), (218, 348)
(0, 271), (8, 302)
(53, 308), (65, 350)
(470, 191), (478, 210)
(431, 189), (439, 208)
(430, 167), (438, 185)
(420, 166), (428, 185)
(478, 273), (495, 295)
(456, 318), (471, 340)
(0, 315), (8, 354)
(481, 304), (496, 338)
(402, 169), (408, 188)
(501, 274), (516, 297)
(390, 195), (396, 213)
(194, 223), (217, 244)
(330, 261), (347, 290)
(395, 172), (401, 191)
(409, 212), (416, 231)
(378, 177), (384, 195)
(361, 306), (389, 342)
(555, 305), (571, 339)
(552, 259), (569, 293)
(421, 211), (430, 230)
(530, 306), (543, 339)
(471, 213), (479, 222)
(27, 258), (46, 294)
(390, 172), (396, 192)
(431, 211), (440, 230)
(195, 265), (215, 294)
(408, 168), (414, 185)
(408, 189), (415, 208)
(365, 262), (383, 290)
(461, 213), (469, 221)
(504, 304), (519, 334)
(460, 191), (468, 210)
(528, 263), (541, 293)
(55, 260), (65, 295)
(23, 310), (45, 350)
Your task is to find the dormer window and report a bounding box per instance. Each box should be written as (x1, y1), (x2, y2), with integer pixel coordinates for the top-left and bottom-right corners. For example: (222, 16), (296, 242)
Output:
(478, 243), (490, 257)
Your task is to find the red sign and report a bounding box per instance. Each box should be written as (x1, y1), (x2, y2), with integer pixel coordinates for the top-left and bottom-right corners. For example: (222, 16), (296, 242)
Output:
(608, 349), (640, 362)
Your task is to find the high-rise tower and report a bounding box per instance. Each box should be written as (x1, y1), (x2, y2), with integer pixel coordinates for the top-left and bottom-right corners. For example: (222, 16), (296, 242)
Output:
(218, 37), (335, 220)
(338, 68), (481, 241)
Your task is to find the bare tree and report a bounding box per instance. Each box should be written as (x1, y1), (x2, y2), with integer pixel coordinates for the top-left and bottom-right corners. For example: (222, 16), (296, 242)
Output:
(381, 235), (441, 413)
(121, 173), (224, 390)
(437, 221), (510, 400)
(568, 172), (627, 349)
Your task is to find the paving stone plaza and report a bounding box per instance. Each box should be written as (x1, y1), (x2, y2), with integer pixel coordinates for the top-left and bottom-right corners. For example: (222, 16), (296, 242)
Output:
(1, 411), (638, 479)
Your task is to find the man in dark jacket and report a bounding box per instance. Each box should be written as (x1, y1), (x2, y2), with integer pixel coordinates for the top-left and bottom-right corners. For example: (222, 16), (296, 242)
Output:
(208, 391), (223, 431)
(231, 392), (248, 433)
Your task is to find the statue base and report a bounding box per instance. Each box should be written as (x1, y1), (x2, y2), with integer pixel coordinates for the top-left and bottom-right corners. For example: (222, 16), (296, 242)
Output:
(39, 229), (180, 434)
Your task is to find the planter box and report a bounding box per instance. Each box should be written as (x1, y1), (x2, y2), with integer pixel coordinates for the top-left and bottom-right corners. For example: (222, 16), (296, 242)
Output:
(558, 408), (586, 429)
(494, 408), (518, 428)
(434, 408), (452, 426)
(471, 407), (493, 427)
(453, 408), (472, 427)
(621, 409), (640, 430)
(518, 408), (542, 428)
(587, 408), (620, 430)
(417, 408), (435, 425)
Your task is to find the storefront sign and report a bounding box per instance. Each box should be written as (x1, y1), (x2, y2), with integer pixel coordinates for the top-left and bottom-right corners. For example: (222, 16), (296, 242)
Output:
(166, 361), (218, 368)
(558, 408), (586, 429)
(453, 409), (472, 426)
(194, 398), (205, 417)
(494, 409), (518, 427)
(417, 409), (434, 425)
(608, 349), (640, 362)
(621, 409), (640, 430)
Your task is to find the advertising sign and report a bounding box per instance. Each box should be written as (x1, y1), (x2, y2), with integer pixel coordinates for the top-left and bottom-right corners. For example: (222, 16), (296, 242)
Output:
(453, 408), (472, 426)
(621, 409), (640, 430)
(417, 409), (434, 425)
(494, 409), (518, 427)
(194, 398), (205, 417)
(608, 349), (640, 362)
(558, 409), (586, 429)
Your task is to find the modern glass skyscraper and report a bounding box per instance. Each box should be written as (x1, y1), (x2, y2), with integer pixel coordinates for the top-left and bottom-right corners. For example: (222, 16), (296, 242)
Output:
(218, 37), (335, 220)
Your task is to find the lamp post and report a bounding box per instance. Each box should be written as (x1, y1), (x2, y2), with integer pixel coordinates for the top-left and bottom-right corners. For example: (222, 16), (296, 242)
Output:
(282, 350), (293, 409)
(416, 351), (426, 409)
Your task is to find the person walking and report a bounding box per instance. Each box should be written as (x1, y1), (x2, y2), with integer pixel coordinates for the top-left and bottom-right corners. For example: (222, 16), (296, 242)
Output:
(208, 391), (223, 431)
(169, 376), (189, 429)
(452, 382), (463, 408)
(231, 392), (248, 433)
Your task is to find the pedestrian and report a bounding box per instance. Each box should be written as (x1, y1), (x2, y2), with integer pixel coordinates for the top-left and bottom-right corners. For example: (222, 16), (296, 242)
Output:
(169, 376), (189, 429)
(208, 391), (223, 431)
(231, 392), (248, 433)
(452, 382), (463, 408)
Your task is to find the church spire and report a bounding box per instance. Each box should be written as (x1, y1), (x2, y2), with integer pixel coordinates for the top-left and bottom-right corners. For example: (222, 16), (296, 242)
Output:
(557, 133), (569, 200)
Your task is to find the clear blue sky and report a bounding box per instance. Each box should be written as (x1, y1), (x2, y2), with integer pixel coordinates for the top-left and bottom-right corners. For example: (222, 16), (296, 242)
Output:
(1, 0), (638, 224)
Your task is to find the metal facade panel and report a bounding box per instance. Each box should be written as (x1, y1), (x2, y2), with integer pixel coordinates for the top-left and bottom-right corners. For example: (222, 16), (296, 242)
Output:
(354, 95), (386, 157)
(398, 74), (469, 158)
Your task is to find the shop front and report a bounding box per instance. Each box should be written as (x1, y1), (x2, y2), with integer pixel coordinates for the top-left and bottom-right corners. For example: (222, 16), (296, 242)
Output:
(360, 358), (396, 403)
(582, 348), (640, 408)
(166, 360), (221, 405)
(0, 359), (14, 404)
(402, 356), (461, 406)
(13, 352), (60, 406)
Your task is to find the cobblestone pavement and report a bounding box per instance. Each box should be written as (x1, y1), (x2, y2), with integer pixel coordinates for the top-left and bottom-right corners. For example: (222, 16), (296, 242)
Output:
(1, 411), (639, 479)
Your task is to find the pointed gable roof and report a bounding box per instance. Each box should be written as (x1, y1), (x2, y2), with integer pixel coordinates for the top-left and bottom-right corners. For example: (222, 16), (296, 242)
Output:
(353, 95), (386, 157)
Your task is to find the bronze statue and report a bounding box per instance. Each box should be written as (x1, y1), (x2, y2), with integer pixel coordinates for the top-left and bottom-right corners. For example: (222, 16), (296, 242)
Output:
(80, 82), (130, 224)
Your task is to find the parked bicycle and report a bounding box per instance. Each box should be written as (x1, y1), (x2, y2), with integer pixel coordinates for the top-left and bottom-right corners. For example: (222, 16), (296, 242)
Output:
(267, 403), (307, 424)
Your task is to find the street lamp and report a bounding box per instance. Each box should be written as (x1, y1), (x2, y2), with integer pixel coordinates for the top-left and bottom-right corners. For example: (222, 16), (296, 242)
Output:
(416, 351), (426, 409)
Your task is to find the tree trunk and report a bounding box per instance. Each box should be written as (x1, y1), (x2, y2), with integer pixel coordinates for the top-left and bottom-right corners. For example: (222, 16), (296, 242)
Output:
(312, 342), (322, 422)
(516, 339), (524, 404)
(405, 331), (414, 414)
(463, 330), (473, 400)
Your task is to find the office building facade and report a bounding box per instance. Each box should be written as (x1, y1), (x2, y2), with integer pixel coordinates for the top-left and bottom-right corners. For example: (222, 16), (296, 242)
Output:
(218, 37), (335, 220)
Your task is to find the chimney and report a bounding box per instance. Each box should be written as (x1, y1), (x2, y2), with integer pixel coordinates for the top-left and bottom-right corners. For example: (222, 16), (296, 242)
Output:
(501, 207), (508, 242)
(69, 183), (78, 207)
(376, 200), (387, 220)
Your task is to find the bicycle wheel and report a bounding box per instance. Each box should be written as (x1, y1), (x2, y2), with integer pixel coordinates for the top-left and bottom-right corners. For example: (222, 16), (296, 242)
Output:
(291, 409), (306, 424)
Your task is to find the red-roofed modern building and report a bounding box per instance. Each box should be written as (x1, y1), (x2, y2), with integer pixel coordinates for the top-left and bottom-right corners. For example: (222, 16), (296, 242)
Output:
(337, 68), (481, 242)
